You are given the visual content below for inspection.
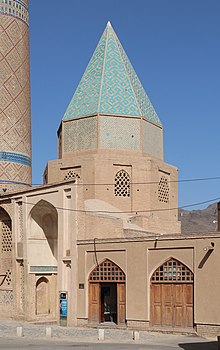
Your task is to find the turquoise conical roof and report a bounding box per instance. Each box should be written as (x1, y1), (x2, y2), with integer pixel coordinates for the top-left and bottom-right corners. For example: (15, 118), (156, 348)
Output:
(63, 22), (162, 127)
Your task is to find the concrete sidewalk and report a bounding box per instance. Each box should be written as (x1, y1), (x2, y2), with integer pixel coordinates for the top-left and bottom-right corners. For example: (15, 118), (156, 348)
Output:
(0, 320), (216, 347)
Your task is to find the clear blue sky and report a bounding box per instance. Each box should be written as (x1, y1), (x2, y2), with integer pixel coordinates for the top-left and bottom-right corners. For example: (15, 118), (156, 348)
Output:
(29, 0), (220, 209)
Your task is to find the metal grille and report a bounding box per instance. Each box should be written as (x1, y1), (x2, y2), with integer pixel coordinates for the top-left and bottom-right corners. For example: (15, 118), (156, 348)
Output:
(151, 258), (193, 283)
(114, 170), (130, 197)
(89, 259), (125, 282)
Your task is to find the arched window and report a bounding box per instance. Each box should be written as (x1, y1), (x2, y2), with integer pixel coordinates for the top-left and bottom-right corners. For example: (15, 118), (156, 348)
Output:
(114, 170), (130, 197)
(89, 259), (125, 282)
(151, 258), (193, 283)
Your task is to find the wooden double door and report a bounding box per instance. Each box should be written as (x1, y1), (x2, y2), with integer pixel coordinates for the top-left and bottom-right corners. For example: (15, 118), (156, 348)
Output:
(151, 283), (193, 328)
(89, 282), (126, 324)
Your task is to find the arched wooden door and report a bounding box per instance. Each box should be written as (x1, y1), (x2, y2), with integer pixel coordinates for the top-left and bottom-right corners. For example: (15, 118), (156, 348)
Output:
(150, 258), (194, 328)
(88, 259), (126, 325)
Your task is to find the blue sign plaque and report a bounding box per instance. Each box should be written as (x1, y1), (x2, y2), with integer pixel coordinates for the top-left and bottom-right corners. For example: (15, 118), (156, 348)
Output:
(60, 292), (68, 318)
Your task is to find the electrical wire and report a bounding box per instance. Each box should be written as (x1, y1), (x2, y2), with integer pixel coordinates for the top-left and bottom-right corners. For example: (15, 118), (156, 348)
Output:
(20, 196), (220, 215)
(1, 175), (220, 187)
(0, 179), (31, 186)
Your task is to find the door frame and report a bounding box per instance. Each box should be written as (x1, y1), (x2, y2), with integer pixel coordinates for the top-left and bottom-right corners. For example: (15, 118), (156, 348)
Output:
(88, 259), (126, 324)
(150, 258), (194, 328)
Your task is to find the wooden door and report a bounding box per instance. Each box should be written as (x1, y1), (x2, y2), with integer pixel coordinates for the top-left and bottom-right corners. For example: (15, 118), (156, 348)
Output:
(185, 284), (193, 327)
(151, 283), (193, 328)
(173, 284), (184, 327)
(117, 283), (126, 324)
(89, 283), (100, 323)
(162, 284), (173, 326)
(150, 283), (162, 326)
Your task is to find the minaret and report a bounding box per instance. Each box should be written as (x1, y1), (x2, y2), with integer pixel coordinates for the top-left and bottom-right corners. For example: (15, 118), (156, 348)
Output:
(0, 0), (31, 193)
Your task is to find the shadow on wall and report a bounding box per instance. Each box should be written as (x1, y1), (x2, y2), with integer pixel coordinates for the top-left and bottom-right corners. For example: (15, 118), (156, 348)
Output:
(179, 341), (217, 350)
(29, 199), (58, 259)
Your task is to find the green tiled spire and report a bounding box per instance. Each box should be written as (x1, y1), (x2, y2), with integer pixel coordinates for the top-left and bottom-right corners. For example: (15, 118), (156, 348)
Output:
(63, 22), (162, 127)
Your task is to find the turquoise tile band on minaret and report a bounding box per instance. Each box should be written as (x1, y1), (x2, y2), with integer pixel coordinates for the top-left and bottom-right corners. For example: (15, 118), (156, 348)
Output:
(0, 152), (31, 167)
(63, 22), (162, 127)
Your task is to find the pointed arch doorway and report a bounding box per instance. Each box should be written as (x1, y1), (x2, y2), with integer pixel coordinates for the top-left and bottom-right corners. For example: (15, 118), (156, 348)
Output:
(150, 258), (194, 328)
(88, 259), (126, 325)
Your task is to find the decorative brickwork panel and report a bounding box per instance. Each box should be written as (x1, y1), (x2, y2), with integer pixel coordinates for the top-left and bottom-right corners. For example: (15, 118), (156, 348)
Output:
(19, 263), (25, 312)
(151, 258), (193, 283)
(1, 220), (12, 252)
(18, 202), (24, 241)
(0, 5), (31, 191)
(100, 116), (140, 150)
(63, 118), (98, 153)
(0, 0), (29, 25)
(0, 162), (31, 192)
(114, 170), (130, 197)
(0, 290), (13, 304)
(89, 259), (125, 282)
(158, 173), (169, 204)
(64, 169), (80, 181)
(0, 208), (13, 309)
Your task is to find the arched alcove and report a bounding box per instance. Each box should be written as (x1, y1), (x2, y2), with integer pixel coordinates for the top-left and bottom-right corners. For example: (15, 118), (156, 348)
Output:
(28, 200), (58, 266)
(36, 277), (49, 315)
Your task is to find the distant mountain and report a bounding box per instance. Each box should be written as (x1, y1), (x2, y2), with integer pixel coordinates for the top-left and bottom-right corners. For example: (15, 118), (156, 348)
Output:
(178, 203), (219, 234)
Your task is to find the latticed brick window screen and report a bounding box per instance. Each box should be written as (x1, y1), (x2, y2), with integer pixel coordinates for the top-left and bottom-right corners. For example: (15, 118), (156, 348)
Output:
(114, 170), (130, 197)
(89, 259), (125, 282)
(5, 270), (12, 286)
(1, 220), (12, 252)
(151, 258), (193, 283)
(158, 175), (169, 203)
(64, 170), (80, 181)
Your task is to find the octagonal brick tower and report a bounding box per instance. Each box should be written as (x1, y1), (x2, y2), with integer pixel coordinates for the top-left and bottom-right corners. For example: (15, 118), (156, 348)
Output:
(46, 22), (180, 235)
(0, 0), (31, 193)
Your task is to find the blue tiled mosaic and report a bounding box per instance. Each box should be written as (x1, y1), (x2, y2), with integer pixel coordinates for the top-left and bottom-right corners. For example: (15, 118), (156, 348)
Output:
(0, 151), (31, 167)
(63, 22), (162, 127)
(63, 29), (106, 120)
(30, 266), (58, 273)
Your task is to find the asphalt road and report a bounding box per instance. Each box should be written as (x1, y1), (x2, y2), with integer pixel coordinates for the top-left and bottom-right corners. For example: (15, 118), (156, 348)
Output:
(0, 337), (218, 350)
